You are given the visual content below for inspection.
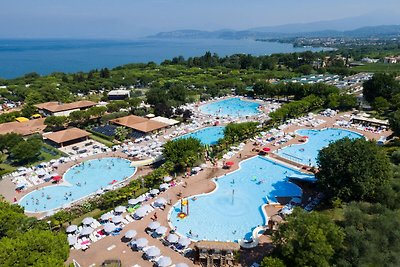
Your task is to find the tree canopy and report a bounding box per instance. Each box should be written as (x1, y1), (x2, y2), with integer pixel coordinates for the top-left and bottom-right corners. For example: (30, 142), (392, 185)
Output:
(317, 138), (392, 202)
(272, 208), (344, 267)
(163, 137), (204, 171)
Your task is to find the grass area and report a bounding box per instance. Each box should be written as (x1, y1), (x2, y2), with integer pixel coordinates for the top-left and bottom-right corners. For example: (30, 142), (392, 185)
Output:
(90, 134), (115, 147)
(352, 63), (400, 73)
(0, 163), (16, 177)
(71, 208), (105, 225)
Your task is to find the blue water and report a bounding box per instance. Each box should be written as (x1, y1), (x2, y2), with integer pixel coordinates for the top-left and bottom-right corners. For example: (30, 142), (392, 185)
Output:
(177, 126), (225, 145)
(19, 158), (136, 213)
(275, 128), (364, 166)
(169, 156), (306, 241)
(0, 39), (326, 79)
(199, 98), (261, 117)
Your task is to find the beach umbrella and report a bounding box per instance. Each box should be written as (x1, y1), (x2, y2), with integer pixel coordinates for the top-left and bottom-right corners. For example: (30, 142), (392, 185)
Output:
(17, 167), (27, 172)
(155, 197), (167, 207)
(43, 174), (52, 181)
(128, 198), (139, 205)
(157, 256), (172, 267)
(225, 161), (234, 167)
(50, 159), (57, 164)
(134, 208), (147, 218)
(39, 162), (47, 167)
(114, 206), (126, 213)
(82, 217), (94, 225)
(53, 162), (60, 167)
(145, 246), (161, 258)
(192, 166), (202, 172)
(67, 235), (77, 246)
(175, 264), (189, 267)
(80, 226), (94, 236)
(36, 169), (47, 176)
(100, 213), (112, 221)
(134, 237), (148, 248)
(166, 233), (179, 243)
(66, 225), (78, 233)
(112, 215), (123, 224)
(178, 237), (191, 247)
(96, 189), (103, 195)
(148, 221), (161, 230)
(52, 176), (62, 182)
(136, 195), (146, 202)
(150, 189), (159, 195)
(124, 229), (137, 239)
(163, 176), (172, 182)
(159, 183), (169, 190)
(155, 226), (168, 235)
(262, 147), (271, 152)
(103, 222), (116, 233)
(142, 204), (152, 212)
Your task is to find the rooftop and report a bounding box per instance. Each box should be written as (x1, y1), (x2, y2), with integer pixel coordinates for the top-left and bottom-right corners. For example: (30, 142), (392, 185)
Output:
(0, 118), (46, 136)
(35, 101), (97, 113)
(43, 128), (91, 144)
(195, 241), (240, 251)
(110, 115), (169, 133)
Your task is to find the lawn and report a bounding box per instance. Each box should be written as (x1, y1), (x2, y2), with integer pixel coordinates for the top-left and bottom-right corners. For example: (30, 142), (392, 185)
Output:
(352, 63), (400, 73)
(90, 134), (115, 147)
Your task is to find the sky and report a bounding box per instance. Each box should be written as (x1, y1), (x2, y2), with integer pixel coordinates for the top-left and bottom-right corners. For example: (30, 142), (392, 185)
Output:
(1, 0), (400, 39)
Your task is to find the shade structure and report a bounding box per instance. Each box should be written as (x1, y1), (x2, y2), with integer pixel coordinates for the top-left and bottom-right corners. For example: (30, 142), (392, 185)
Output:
(80, 226), (94, 236)
(148, 221), (161, 230)
(114, 206), (126, 213)
(155, 197), (167, 207)
(134, 237), (148, 248)
(128, 198), (139, 205)
(112, 215), (123, 224)
(124, 229), (137, 239)
(159, 183), (169, 190)
(175, 263), (189, 267)
(178, 237), (191, 247)
(36, 169), (47, 176)
(100, 213), (112, 221)
(134, 208), (147, 218)
(225, 161), (234, 166)
(155, 226), (168, 235)
(66, 224), (78, 233)
(15, 182), (25, 189)
(52, 175), (62, 181)
(67, 235), (77, 246)
(149, 188), (160, 195)
(136, 195), (146, 202)
(82, 217), (94, 225)
(157, 256), (172, 267)
(262, 147), (271, 152)
(103, 222), (117, 233)
(166, 233), (179, 243)
(145, 246), (161, 257)
(142, 204), (152, 212)
(163, 176), (172, 182)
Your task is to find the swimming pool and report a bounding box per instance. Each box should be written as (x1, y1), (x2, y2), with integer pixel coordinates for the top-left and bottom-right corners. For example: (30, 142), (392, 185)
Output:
(275, 128), (364, 166)
(199, 98), (261, 117)
(19, 158), (136, 213)
(169, 156), (309, 241)
(177, 126), (225, 145)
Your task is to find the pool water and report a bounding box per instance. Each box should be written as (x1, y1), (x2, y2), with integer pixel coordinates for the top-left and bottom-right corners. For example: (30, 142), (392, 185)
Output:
(169, 156), (308, 241)
(177, 126), (225, 145)
(275, 128), (364, 166)
(199, 98), (261, 117)
(19, 158), (136, 213)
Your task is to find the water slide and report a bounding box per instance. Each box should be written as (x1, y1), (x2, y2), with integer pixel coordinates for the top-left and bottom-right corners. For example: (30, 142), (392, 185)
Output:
(238, 225), (268, 249)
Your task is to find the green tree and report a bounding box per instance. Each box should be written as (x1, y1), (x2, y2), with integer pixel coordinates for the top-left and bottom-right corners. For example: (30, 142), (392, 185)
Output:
(273, 209), (344, 267)
(372, 96), (390, 114)
(260, 256), (286, 267)
(317, 138), (392, 202)
(0, 133), (24, 151)
(389, 109), (400, 135)
(163, 137), (204, 171)
(115, 126), (129, 141)
(44, 116), (68, 129)
(10, 137), (42, 163)
(363, 73), (400, 102)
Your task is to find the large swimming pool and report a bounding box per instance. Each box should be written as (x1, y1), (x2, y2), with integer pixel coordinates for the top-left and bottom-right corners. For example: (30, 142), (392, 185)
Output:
(177, 126), (225, 145)
(19, 158), (136, 213)
(169, 156), (310, 241)
(275, 128), (364, 166)
(199, 98), (261, 117)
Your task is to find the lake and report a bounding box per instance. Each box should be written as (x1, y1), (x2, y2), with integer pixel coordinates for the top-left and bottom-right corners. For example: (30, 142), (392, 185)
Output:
(0, 38), (327, 78)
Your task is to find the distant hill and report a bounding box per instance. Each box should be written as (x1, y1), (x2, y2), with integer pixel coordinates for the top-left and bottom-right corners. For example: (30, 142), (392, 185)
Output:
(149, 25), (400, 40)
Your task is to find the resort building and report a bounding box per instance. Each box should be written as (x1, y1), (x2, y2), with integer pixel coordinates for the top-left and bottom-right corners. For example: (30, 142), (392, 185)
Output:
(194, 241), (240, 267)
(35, 100), (97, 117)
(351, 115), (389, 128)
(110, 115), (170, 139)
(107, 89), (130, 100)
(43, 127), (91, 147)
(0, 118), (47, 136)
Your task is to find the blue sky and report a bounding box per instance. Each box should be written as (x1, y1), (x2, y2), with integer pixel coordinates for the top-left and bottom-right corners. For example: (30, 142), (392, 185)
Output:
(1, 0), (399, 38)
